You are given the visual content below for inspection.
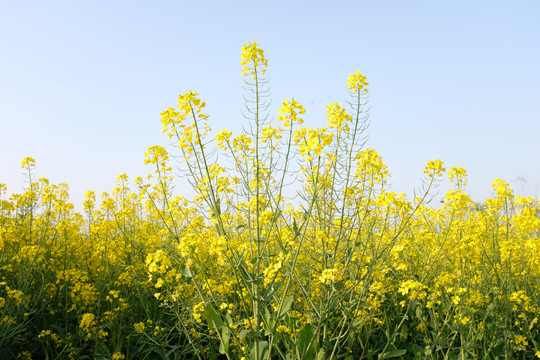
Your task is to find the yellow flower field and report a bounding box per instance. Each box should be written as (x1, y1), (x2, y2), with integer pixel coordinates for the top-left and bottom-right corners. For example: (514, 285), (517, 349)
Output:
(1, 43), (539, 359)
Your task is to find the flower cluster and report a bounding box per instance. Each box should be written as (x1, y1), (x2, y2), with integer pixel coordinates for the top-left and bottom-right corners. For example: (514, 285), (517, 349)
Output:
(240, 41), (268, 78)
(347, 70), (369, 94)
(1, 42), (539, 360)
(277, 98), (305, 129)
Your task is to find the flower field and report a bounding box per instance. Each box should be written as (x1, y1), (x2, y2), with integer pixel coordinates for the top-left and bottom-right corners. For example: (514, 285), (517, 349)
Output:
(1, 43), (540, 359)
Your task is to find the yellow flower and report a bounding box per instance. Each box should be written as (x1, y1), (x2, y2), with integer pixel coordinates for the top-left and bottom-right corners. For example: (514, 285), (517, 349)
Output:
(355, 148), (389, 185)
(193, 302), (205, 323)
(83, 190), (96, 212)
(17, 351), (32, 360)
(134, 322), (146, 334)
(513, 334), (528, 350)
(319, 268), (338, 285)
(241, 42), (268, 77)
(38, 330), (63, 346)
(216, 129), (232, 151)
(232, 134), (254, 154)
(424, 159), (445, 178)
(347, 70), (369, 94)
(155, 277), (165, 288)
(21, 157), (36, 170)
(326, 102), (351, 132)
(448, 166), (467, 187)
(491, 178), (514, 201)
(376, 191), (398, 208)
(79, 313), (96, 331)
(277, 98), (305, 128)
(144, 145), (170, 169)
(160, 90), (209, 147)
(298, 127), (333, 159)
(398, 280), (427, 300)
(261, 126), (283, 144)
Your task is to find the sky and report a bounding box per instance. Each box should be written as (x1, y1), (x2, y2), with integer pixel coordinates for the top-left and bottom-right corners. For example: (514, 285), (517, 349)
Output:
(1, 0), (539, 210)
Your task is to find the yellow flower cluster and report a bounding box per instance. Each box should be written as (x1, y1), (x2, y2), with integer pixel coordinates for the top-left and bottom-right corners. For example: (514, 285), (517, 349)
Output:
(319, 268), (338, 285)
(240, 41), (268, 78)
(448, 166), (467, 187)
(326, 102), (352, 132)
(296, 127), (334, 161)
(216, 129), (233, 151)
(261, 125), (283, 144)
(21, 156), (36, 171)
(424, 159), (446, 178)
(491, 178), (514, 201)
(355, 148), (389, 185)
(160, 90), (210, 157)
(347, 70), (369, 94)
(277, 98), (305, 129)
(2, 42), (540, 360)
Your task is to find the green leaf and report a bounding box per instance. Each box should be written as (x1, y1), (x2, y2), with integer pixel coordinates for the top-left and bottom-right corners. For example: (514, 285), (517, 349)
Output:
(352, 317), (366, 329)
(316, 349), (326, 360)
(299, 323), (317, 359)
(381, 349), (407, 358)
(263, 306), (274, 336)
(239, 329), (250, 340)
(409, 343), (423, 355)
(181, 265), (192, 278)
(293, 219), (300, 236)
(263, 279), (284, 301)
(238, 264), (254, 283)
(271, 210), (282, 223)
(399, 323), (409, 341)
(248, 341), (269, 360)
(219, 326), (230, 355)
(277, 295), (294, 320)
(203, 304), (223, 331)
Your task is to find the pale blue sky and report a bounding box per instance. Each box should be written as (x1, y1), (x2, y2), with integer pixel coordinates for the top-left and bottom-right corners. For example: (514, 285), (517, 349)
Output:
(1, 1), (539, 208)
